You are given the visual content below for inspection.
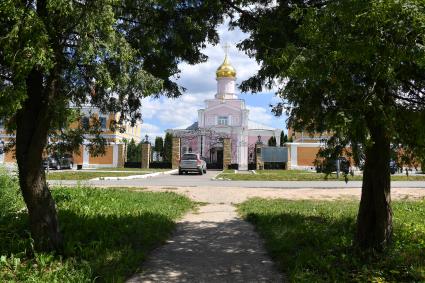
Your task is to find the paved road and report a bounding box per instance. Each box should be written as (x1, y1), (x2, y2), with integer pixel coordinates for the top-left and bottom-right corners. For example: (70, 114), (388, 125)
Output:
(48, 170), (425, 188)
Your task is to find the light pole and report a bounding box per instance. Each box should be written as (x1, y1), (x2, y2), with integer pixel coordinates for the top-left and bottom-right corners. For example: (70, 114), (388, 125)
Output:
(0, 140), (4, 155)
(0, 140), (4, 165)
(46, 137), (50, 174)
(257, 135), (263, 145)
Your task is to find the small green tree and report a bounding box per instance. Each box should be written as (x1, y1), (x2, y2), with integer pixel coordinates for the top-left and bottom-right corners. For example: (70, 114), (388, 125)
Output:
(280, 131), (287, 146)
(126, 139), (142, 162)
(154, 136), (164, 156)
(268, 136), (277, 146)
(163, 133), (173, 162)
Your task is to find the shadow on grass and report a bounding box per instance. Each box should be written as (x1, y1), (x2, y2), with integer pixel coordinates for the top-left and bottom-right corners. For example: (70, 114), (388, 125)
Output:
(60, 210), (177, 282)
(2, 211), (178, 282)
(0, 210), (177, 282)
(243, 209), (425, 282)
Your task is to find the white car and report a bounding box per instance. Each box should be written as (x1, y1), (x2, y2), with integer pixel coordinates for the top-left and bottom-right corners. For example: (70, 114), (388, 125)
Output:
(179, 153), (207, 175)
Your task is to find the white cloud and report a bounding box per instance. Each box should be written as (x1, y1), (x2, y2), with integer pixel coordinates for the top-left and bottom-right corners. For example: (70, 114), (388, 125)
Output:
(141, 122), (160, 133)
(140, 122), (164, 139)
(142, 91), (215, 130)
(247, 105), (274, 125)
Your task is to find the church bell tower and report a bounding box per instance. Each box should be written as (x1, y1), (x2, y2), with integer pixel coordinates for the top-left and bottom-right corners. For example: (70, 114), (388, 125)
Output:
(215, 44), (237, 99)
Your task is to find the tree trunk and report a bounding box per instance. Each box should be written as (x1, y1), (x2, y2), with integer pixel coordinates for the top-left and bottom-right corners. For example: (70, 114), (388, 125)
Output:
(356, 122), (392, 250)
(15, 68), (63, 252)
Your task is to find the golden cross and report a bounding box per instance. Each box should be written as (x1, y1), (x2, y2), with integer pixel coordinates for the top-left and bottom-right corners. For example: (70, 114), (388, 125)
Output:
(222, 42), (231, 56)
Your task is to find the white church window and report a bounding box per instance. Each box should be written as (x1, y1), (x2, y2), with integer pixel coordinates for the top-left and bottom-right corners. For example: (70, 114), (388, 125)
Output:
(218, 116), (229, 125)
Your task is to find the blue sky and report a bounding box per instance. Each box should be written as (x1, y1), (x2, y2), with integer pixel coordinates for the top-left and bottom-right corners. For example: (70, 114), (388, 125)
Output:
(140, 21), (287, 139)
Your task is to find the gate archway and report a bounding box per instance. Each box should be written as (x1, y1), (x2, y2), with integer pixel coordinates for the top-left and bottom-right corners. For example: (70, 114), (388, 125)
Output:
(169, 128), (231, 170)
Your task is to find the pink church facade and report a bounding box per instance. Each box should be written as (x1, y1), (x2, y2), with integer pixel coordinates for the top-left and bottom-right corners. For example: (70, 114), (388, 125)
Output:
(167, 54), (281, 170)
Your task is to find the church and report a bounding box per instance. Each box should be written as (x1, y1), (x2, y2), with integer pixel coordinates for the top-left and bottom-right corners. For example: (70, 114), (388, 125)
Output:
(167, 52), (281, 170)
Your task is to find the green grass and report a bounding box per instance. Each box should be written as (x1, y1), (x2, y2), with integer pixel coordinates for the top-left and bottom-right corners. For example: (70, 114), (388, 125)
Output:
(0, 169), (194, 282)
(238, 198), (425, 282)
(90, 168), (171, 172)
(46, 171), (149, 180)
(218, 169), (425, 181)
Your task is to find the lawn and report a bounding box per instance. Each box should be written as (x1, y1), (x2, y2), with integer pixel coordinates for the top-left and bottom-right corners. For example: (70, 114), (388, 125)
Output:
(46, 171), (149, 180)
(217, 169), (425, 181)
(90, 168), (171, 172)
(0, 170), (195, 282)
(238, 198), (425, 282)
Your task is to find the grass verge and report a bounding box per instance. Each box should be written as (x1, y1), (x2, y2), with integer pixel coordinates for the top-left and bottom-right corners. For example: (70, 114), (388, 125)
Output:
(218, 169), (425, 181)
(46, 171), (149, 180)
(238, 198), (425, 282)
(0, 170), (194, 282)
(91, 168), (171, 172)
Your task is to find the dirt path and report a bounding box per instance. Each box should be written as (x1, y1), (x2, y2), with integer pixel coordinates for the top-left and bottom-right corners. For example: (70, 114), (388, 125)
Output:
(142, 186), (425, 204)
(127, 203), (283, 282)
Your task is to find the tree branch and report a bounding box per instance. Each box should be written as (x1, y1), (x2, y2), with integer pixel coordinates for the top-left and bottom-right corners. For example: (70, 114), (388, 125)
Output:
(220, 0), (258, 22)
(393, 93), (425, 106)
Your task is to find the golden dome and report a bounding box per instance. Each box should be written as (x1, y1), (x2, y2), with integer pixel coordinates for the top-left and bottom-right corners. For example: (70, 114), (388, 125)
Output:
(216, 55), (236, 78)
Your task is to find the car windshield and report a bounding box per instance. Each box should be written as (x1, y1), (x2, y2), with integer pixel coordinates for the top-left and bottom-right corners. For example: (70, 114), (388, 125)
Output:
(182, 154), (197, 160)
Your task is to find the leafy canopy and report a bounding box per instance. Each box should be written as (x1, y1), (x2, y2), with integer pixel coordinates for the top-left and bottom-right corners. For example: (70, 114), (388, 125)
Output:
(232, 0), (425, 160)
(0, 0), (223, 149)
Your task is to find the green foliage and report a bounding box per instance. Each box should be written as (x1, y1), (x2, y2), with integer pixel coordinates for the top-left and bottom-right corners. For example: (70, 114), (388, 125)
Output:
(238, 198), (425, 282)
(0, 0), (224, 121)
(279, 131), (287, 146)
(0, 171), (194, 282)
(0, 168), (23, 218)
(126, 138), (142, 162)
(232, 0), (425, 161)
(154, 136), (164, 155)
(163, 132), (173, 162)
(267, 136), (277, 146)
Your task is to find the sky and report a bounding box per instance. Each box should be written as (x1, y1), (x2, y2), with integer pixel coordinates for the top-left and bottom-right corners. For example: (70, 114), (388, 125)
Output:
(140, 21), (287, 140)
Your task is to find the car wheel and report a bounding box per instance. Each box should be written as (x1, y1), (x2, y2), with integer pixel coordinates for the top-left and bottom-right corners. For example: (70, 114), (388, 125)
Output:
(178, 170), (182, 175)
(56, 164), (61, 170)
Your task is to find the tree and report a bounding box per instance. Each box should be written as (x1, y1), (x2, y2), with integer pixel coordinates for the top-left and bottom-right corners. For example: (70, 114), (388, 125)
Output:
(267, 136), (276, 146)
(280, 131), (287, 147)
(154, 136), (164, 156)
(0, 1), (223, 252)
(163, 132), (173, 162)
(231, 0), (425, 250)
(126, 138), (142, 162)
